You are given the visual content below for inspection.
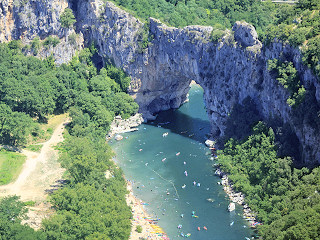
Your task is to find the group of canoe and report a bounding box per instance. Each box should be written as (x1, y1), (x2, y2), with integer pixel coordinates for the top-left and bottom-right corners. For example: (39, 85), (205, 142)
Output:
(150, 224), (166, 236)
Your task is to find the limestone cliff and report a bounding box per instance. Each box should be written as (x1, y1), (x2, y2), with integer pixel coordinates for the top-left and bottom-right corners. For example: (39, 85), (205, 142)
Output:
(0, 0), (83, 64)
(0, 0), (319, 164)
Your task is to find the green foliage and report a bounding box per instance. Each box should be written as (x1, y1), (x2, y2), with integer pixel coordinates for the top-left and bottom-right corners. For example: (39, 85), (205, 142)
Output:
(0, 196), (27, 222)
(31, 37), (41, 55)
(110, 0), (278, 32)
(43, 133), (131, 239)
(25, 144), (42, 152)
(8, 40), (22, 50)
(0, 196), (46, 239)
(0, 43), (138, 145)
(268, 59), (306, 106)
(43, 36), (60, 48)
(261, 4), (320, 78)
(0, 40), (138, 239)
(0, 103), (35, 145)
(136, 21), (152, 53)
(297, 0), (320, 10)
(302, 36), (320, 78)
(210, 24), (226, 42)
(288, 27), (310, 46)
(68, 33), (78, 46)
(0, 149), (26, 185)
(217, 122), (320, 239)
(136, 225), (143, 233)
(60, 8), (76, 29)
(58, 137), (113, 184)
(106, 65), (132, 92)
(23, 201), (36, 207)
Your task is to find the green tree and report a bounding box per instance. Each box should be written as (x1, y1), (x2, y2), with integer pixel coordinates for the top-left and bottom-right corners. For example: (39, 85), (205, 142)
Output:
(60, 8), (76, 29)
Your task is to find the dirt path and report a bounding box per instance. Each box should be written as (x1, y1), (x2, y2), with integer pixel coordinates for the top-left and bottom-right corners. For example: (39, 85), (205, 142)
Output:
(0, 117), (69, 201)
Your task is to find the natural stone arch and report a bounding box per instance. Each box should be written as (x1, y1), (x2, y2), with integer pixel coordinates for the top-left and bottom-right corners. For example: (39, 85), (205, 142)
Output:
(76, 0), (320, 164)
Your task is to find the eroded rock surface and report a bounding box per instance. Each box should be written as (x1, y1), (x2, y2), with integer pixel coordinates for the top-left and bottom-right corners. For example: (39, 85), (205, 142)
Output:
(0, 0), (83, 64)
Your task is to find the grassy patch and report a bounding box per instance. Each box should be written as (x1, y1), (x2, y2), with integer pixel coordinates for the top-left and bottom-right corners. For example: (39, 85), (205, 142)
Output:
(0, 149), (26, 185)
(23, 200), (36, 207)
(25, 144), (42, 152)
(28, 113), (68, 145)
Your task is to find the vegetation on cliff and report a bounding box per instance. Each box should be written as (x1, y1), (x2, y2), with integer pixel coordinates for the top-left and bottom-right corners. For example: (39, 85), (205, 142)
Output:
(109, 0), (277, 34)
(217, 122), (320, 240)
(109, 0), (319, 80)
(268, 59), (306, 107)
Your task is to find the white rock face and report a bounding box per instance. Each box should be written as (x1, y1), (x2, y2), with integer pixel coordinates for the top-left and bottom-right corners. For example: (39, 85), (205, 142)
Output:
(0, 0), (83, 64)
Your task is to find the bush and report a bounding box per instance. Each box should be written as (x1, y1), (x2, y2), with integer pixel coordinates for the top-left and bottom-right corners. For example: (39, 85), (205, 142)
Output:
(136, 225), (143, 233)
(288, 27), (310, 46)
(43, 36), (60, 48)
(268, 59), (306, 107)
(302, 36), (320, 78)
(211, 29), (225, 42)
(31, 37), (41, 55)
(68, 33), (78, 46)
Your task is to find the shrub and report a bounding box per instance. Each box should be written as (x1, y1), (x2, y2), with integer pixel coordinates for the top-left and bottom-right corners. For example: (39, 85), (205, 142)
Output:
(43, 36), (60, 48)
(31, 37), (41, 55)
(136, 225), (143, 233)
(68, 33), (78, 46)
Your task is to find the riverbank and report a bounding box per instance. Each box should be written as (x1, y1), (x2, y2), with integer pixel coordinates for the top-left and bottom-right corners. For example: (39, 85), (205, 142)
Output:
(214, 166), (259, 228)
(107, 113), (144, 140)
(108, 114), (170, 239)
(126, 181), (169, 240)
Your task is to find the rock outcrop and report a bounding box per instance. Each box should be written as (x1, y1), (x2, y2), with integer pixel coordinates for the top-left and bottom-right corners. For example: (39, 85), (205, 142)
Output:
(0, 0), (83, 64)
(0, 0), (319, 164)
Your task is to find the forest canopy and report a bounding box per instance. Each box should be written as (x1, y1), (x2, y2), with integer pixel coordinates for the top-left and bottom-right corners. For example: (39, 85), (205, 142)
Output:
(0, 43), (138, 146)
(217, 122), (320, 239)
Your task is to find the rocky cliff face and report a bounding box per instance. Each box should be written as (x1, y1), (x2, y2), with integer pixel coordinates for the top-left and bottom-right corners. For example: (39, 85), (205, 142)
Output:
(0, 0), (83, 64)
(0, 0), (319, 164)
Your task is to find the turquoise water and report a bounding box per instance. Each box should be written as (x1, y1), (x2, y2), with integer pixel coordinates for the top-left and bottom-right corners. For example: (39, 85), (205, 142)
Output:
(110, 85), (253, 240)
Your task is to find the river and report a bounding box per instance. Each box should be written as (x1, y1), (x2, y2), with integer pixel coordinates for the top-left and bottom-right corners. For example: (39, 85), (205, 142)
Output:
(110, 84), (253, 240)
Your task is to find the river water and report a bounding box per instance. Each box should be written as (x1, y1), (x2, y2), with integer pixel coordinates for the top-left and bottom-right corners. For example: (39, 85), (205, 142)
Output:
(110, 85), (253, 240)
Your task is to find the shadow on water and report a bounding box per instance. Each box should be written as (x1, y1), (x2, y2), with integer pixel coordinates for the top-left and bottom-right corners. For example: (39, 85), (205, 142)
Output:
(146, 109), (211, 143)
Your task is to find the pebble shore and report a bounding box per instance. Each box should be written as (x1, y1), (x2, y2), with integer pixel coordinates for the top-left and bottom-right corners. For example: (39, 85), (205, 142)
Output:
(214, 167), (258, 225)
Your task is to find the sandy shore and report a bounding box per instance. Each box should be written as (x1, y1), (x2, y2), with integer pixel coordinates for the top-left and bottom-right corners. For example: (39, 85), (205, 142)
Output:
(126, 181), (169, 240)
